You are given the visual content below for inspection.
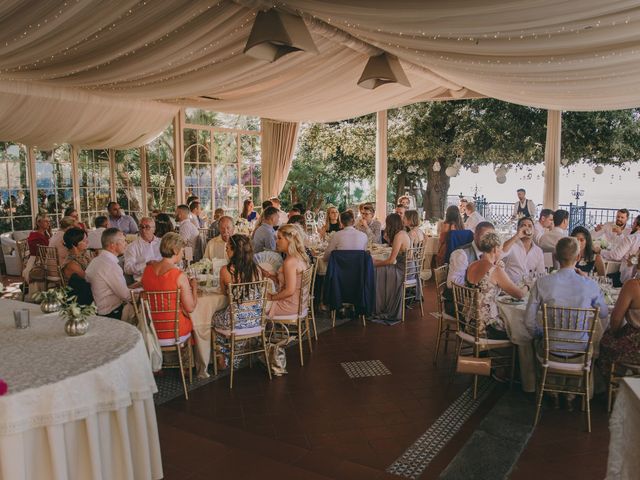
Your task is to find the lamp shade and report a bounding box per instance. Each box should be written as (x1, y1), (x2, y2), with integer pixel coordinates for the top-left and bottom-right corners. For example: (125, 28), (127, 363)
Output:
(244, 9), (318, 62)
(357, 53), (411, 89)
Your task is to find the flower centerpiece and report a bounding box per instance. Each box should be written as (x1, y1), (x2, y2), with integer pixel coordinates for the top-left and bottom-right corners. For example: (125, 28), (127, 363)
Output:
(594, 238), (610, 251)
(60, 293), (96, 337)
(33, 287), (68, 313)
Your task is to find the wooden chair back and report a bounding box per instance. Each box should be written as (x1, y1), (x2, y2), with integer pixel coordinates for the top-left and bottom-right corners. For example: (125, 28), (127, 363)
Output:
(404, 241), (425, 284)
(433, 264), (449, 316)
(16, 239), (29, 264)
(540, 304), (599, 368)
(297, 265), (315, 318)
(226, 280), (268, 332)
(452, 282), (481, 340)
(37, 245), (60, 280)
(141, 289), (181, 342)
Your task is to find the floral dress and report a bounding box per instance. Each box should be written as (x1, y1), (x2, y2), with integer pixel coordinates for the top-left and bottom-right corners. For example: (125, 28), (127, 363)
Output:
(466, 262), (507, 339)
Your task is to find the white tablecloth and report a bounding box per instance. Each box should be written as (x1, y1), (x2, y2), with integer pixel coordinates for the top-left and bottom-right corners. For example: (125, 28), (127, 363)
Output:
(191, 289), (229, 376)
(0, 299), (162, 480)
(607, 377), (640, 479)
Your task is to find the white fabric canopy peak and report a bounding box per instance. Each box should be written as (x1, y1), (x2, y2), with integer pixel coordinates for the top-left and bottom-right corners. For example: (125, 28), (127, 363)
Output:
(1, 0), (640, 147)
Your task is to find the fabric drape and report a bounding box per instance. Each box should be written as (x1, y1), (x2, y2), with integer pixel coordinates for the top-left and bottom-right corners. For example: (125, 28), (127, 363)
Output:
(1, 1), (639, 147)
(260, 118), (300, 199)
(543, 110), (562, 210)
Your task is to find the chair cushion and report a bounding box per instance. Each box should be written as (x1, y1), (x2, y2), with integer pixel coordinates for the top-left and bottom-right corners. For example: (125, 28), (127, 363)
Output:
(214, 326), (263, 337)
(536, 351), (590, 372)
(268, 309), (309, 322)
(405, 278), (417, 287)
(456, 330), (512, 348)
(159, 332), (192, 347)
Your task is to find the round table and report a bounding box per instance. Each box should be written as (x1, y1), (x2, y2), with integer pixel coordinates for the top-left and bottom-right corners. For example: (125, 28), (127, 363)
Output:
(0, 299), (162, 480)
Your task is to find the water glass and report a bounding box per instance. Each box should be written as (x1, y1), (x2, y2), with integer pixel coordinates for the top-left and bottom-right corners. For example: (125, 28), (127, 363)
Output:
(13, 309), (30, 329)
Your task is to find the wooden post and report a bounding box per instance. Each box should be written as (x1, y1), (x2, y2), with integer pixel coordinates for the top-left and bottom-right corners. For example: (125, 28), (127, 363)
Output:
(375, 110), (388, 222)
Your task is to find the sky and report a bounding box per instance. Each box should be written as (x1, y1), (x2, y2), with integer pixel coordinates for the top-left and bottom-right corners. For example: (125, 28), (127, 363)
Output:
(448, 163), (639, 209)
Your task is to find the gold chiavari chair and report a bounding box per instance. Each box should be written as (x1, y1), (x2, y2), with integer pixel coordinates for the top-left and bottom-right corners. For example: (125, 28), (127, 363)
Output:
(141, 289), (194, 399)
(533, 304), (599, 432)
(431, 264), (458, 365)
(268, 265), (314, 366)
(308, 260), (319, 340)
(607, 361), (640, 413)
(37, 245), (62, 290)
(16, 239), (30, 300)
(212, 279), (271, 388)
(452, 283), (516, 399)
(402, 241), (425, 322)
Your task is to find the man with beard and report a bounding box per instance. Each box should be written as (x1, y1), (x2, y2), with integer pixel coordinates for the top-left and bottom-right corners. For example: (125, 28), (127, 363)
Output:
(592, 208), (631, 247)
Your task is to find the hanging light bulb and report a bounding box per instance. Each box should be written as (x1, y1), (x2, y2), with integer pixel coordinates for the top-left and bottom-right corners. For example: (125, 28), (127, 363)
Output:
(244, 9), (319, 62)
(432, 161), (441, 172)
(357, 52), (410, 89)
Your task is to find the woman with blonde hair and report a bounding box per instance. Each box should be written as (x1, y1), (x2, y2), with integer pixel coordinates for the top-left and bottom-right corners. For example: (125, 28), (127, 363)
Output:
(404, 209), (424, 245)
(262, 224), (310, 317)
(319, 205), (341, 238)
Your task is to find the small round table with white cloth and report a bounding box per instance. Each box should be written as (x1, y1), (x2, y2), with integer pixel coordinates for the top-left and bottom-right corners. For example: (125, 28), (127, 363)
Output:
(0, 299), (162, 480)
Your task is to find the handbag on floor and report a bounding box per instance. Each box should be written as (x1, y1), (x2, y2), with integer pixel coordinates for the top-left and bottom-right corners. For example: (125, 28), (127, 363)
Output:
(456, 356), (491, 376)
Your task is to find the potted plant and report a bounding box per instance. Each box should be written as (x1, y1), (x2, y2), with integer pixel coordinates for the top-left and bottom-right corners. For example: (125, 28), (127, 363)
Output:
(59, 294), (97, 337)
(33, 287), (69, 313)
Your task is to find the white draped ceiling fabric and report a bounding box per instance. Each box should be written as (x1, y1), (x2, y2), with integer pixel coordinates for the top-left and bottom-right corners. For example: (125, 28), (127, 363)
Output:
(2, 0), (640, 150)
(260, 119), (300, 199)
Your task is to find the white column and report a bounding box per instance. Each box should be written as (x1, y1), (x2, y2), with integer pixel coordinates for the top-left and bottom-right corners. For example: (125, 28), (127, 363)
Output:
(375, 110), (388, 222)
(542, 110), (562, 210)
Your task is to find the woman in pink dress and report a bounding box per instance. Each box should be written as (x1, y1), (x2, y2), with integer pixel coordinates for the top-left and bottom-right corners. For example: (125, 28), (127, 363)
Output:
(262, 224), (309, 316)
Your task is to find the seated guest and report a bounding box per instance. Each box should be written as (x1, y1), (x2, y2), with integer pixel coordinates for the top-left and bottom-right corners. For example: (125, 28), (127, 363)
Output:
(251, 200), (274, 233)
(525, 237), (608, 345)
(27, 213), (51, 256)
(209, 208), (225, 238)
(204, 216), (234, 260)
(599, 278), (640, 375)
(287, 208), (301, 219)
(85, 228), (137, 322)
(64, 207), (87, 230)
(533, 208), (554, 245)
(595, 225), (640, 286)
(322, 210), (368, 263)
(355, 203), (382, 244)
(49, 216), (78, 265)
(87, 216), (108, 250)
(371, 213), (415, 323)
(404, 209), (425, 246)
(397, 195), (411, 208)
(61, 227), (93, 305)
(464, 202), (485, 231)
(155, 213), (174, 238)
(263, 224), (310, 317)
(142, 233), (196, 343)
(292, 202), (306, 216)
(241, 198), (257, 222)
(189, 200), (204, 228)
(447, 222), (495, 287)
(214, 234), (262, 332)
(270, 197), (289, 226)
(107, 201), (138, 234)
(288, 215), (315, 263)
(394, 204), (406, 219)
(571, 226), (605, 276)
(124, 217), (162, 281)
(502, 217), (545, 284)
(436, 205), (465, 266)
(459, 198), (469, 223)
(466, 232), (526, 339)
(319, 206), (341, 238)
(592, 208), (631, 247)
(252, 206), (278, 253)
(175, 204), (199, 250)
(538, 209), (569, 253)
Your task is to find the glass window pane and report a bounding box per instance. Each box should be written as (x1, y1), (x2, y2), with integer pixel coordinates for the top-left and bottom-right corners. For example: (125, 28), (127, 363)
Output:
(214, 133), (237, 164)
(0, 142), (31, 233)
(184, 129), (212, 212)
(78, 149), (110, 226)
(146, 125), (176, 214)
(185, 108), (259, 131)
(115, 149), (143, 223)
(35, 145), (73, 227)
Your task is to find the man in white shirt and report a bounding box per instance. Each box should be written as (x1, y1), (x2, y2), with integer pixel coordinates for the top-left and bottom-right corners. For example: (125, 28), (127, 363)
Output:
(87, 216), (108, 250)
(538, 209), (569, 253)
(204, 216), (234, 260)
(595, 229), (640, 286)
(502, 217), (545, 284)
(176, 204), (199, 250)
(592, 208), (631, 248)
(533, 209), (554, 245)
(124, 217), (161, 281)
(270, 197), (289, 226)
(463, 201), (485, 231)
(323, 210), (368, 262)
(512, 188), (537, 220)
(85, 228), (136, 322)
(447, 221), (494, 288)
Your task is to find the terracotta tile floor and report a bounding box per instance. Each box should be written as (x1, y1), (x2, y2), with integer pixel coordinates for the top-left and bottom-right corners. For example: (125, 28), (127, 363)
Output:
(1, 274), (610, 479)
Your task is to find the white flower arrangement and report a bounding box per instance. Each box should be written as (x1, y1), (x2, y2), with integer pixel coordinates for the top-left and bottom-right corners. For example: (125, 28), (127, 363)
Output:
(190, 258), (213, 273)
